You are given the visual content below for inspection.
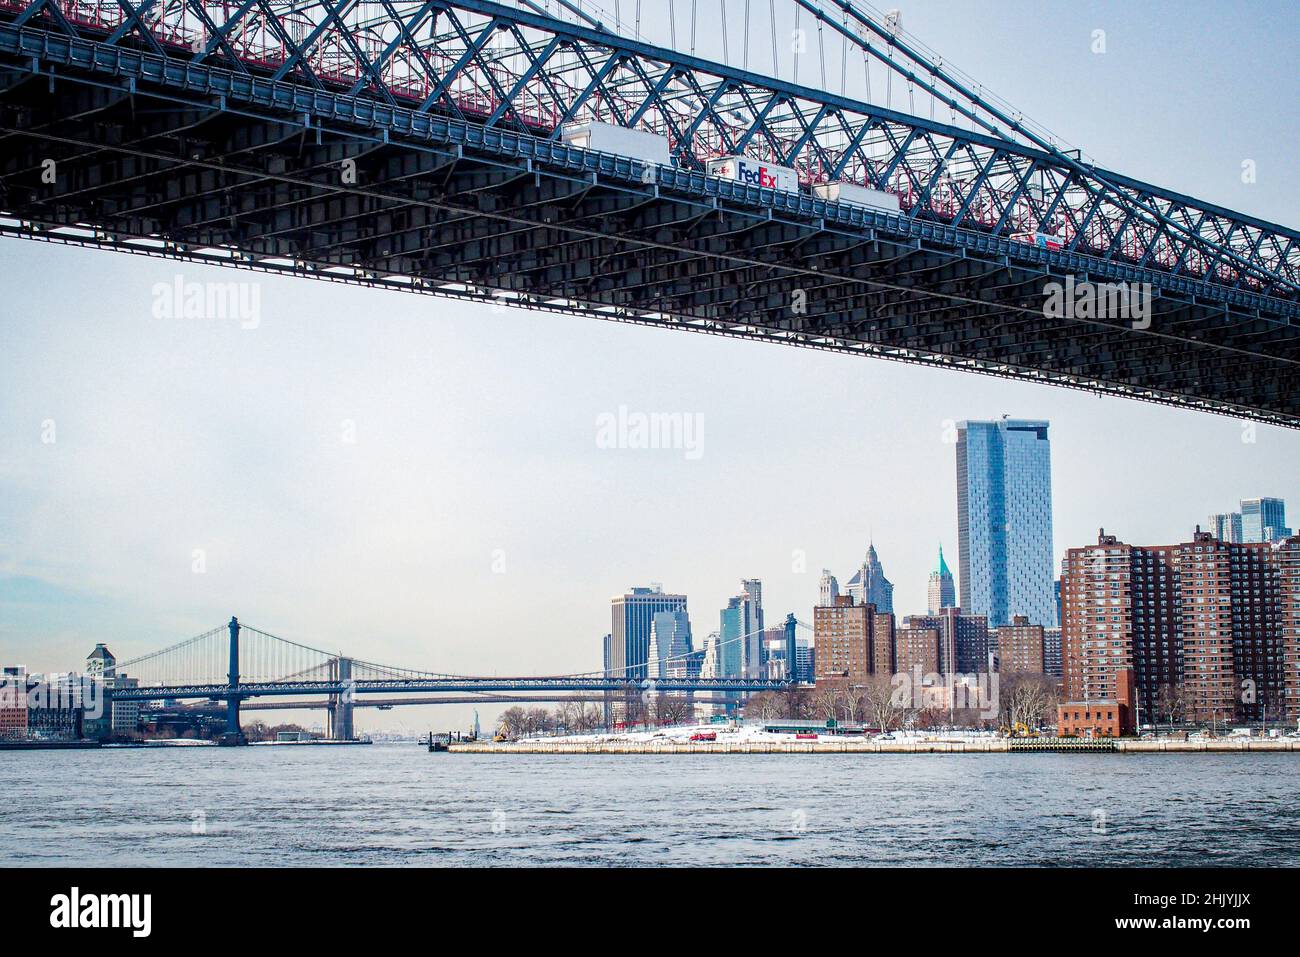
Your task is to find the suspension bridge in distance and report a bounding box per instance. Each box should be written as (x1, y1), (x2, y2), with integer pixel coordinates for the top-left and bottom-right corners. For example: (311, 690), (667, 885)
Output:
(109, 618), (788, 742)
(0, 0), (1296, 425)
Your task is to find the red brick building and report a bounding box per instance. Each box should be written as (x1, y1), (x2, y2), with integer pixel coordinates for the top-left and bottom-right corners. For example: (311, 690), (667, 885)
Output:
(1057, 667), (1135, 737)
(994, 615), (1046, 675)
(814, 595), (894, 686)
(1061, 528), (1294, 726)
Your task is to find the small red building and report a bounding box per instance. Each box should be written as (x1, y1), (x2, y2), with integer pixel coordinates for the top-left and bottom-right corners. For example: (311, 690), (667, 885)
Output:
(1056, 667), (1135, 738)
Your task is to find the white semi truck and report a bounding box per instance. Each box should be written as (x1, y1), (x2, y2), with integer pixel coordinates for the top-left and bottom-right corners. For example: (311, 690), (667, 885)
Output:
(704, 155), (800, 193)
(559, 122), (671, 165)
(560, 125), (904, 213)
(812, 181), (901, 213)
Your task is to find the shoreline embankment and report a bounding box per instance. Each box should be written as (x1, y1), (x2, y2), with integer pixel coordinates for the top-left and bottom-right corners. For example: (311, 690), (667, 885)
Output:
(448, 738), (1300, 755)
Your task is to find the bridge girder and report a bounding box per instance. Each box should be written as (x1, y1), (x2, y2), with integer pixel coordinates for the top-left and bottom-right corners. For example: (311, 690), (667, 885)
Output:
(0, 3), (1297, 424)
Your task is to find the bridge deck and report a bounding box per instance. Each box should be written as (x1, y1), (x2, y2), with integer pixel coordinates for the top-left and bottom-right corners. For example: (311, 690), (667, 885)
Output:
(1, 1), (1297, 424)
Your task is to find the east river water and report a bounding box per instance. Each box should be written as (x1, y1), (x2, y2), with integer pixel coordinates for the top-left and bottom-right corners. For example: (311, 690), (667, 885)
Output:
(5, 745), (1298, 866)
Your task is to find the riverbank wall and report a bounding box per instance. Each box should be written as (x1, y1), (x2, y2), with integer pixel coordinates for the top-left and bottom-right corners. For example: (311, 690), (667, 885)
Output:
(448, 737), (1300, 755)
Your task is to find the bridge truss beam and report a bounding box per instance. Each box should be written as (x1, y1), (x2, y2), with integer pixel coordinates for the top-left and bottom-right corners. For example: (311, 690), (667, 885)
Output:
(0, 1), (1297, 424)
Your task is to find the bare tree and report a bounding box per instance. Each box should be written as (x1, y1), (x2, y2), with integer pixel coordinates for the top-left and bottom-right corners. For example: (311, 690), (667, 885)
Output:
(742, 692), (784, 720)
(1156, 683), (1188, 732)
(999, 674), (1056, 733)
(780, 685), (811, 719)
(811, 686), (841, 721)
(499, 706), (528, 740)
(859, 675), (908, 732)
(653, 694), (692, 726)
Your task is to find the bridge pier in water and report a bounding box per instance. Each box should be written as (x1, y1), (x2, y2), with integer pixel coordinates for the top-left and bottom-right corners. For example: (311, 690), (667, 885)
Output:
(223, 616), (247, 745)
(327, 657), (355, 741)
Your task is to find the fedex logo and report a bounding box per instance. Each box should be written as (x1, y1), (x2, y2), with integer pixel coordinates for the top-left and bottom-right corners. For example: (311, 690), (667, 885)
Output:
(735, 159), (781, 188)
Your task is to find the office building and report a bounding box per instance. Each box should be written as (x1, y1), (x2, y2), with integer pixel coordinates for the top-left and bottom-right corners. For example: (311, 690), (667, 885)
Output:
(956, 418), (1056, 628)
(609, 586), (689, 682)
(818, 569), (840, 607)
(845, 544), (894, 615)
(927, 544), (957, 615)
(647, 610), (693, 681)
(1241, 497), (1291, 543)
(719, 583), (764, 680)
(1209, 512), (1244, 544)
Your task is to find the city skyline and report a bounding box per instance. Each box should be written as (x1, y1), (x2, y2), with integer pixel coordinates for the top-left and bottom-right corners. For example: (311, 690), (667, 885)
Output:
(2, 0), (1297, 736)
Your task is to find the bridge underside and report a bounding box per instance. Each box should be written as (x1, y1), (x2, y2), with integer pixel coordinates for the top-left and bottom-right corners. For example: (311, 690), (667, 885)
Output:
(1, 30), (1297, 425)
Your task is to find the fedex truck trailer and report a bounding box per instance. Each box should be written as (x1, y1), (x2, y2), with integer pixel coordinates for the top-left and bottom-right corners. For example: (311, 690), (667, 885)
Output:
(559, 122), (671, 166)
(705, 155), (800, 193)
(811, 181), (901, 213)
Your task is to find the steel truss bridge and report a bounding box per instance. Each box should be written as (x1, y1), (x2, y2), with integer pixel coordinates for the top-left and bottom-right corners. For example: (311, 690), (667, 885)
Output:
(110, 618), (786, 740)
(0, 0), (1296, 424)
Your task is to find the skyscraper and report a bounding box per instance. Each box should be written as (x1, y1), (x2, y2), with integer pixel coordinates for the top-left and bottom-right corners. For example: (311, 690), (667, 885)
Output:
(927, 544), (957, 614)
(719, 583), (764, 679)
(818, 569), (840, 606)
(647, 609), (693, 681)
(845, 543), (894, 614)
(1241, 497), (1290, 543)
(956, 417), (1056, 628)
(609, 586), (688, 682)
(1209, 512), (1244, 543)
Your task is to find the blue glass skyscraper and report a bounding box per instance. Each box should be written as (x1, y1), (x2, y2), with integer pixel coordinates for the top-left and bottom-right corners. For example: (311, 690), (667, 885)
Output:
(956, 418), (1057, 628)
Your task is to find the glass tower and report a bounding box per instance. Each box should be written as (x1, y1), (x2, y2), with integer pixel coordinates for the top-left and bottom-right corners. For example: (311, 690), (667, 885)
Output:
(956, 418), (1057, 628)
(1241, 497), (1289, 543)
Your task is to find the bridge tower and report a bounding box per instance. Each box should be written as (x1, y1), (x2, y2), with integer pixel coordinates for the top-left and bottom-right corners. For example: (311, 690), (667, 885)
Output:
(222, 616), (247, 745)
(327, 657), (355, 741)
(784, 614), (798, 684)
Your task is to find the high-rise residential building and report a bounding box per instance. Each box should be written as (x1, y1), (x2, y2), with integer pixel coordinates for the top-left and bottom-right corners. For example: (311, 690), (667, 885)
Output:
(1209, 512), (1244, 544)
(1241, 497), (1291, 543)
(902, 608), (990, 675)
(956, 418), (1056, 628)
(813, 595), (893, 685)
(845, 544), (894, 614)
(1043, 627), (1063, 678)
(894, 625), (941, 675)
(818, 569), (840, 607)
(610, 586), (688, 682)
(1278, 537), (1300, 722)
(1060, 528), (1293, 726)
(993, 616), (1046, 675)
(927, 544), (957, 615)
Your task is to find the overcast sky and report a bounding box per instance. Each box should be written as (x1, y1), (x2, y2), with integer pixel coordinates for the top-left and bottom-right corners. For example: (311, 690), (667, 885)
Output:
(1, 0), (1296, 733)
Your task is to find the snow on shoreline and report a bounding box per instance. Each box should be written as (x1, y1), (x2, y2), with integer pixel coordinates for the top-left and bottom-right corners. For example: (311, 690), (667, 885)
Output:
(516, 722), (1000, 745)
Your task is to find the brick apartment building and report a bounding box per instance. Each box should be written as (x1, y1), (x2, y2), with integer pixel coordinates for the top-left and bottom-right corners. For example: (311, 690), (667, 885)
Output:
(894, 625), (941, 675)
(901, 607), (991, 675)
(993, 615), (1047, 675)
(813, 595), (894, 686)
(1061, 528), (1298, 726)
